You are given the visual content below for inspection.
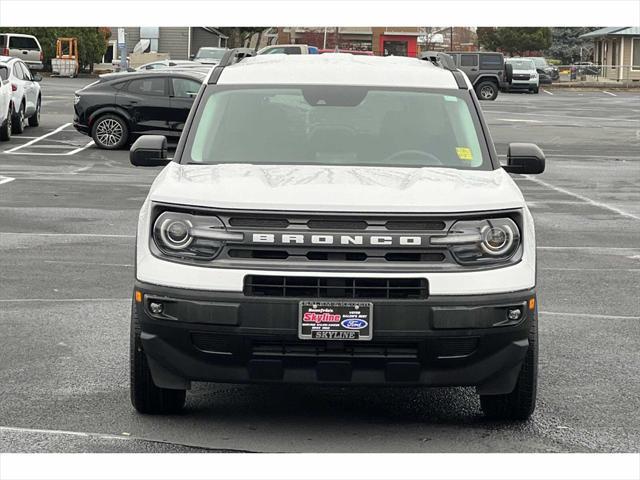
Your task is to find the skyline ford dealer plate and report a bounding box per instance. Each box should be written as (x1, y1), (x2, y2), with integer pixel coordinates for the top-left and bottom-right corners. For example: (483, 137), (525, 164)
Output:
(298, 301), (373, 341)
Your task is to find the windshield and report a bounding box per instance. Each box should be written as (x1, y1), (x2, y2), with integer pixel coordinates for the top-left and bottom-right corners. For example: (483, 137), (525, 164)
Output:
(186, 87), (490, 170)
(196, 48), (226, 60)
(529, 57), (547, 68)
(507, 59), (535, 70)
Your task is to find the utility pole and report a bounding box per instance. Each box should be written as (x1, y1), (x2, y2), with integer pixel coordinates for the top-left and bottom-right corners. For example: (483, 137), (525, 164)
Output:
(117, 28), (127, 71)
(323, 27), (328, 49)
(450, 26), (454, 51)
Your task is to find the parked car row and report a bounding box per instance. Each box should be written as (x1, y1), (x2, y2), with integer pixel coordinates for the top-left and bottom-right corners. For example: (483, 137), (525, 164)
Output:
(0, 55), (42, 141)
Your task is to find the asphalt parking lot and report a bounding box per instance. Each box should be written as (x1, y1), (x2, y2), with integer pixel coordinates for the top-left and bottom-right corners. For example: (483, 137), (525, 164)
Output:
(0, 77), (638, 453)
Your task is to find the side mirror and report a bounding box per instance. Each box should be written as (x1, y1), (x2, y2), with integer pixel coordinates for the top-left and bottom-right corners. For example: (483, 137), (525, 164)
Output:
(190, 54), (195, 60)
(503, 143), (545, 174)
(32, 73), (42, 82)
(130, 135), (169, 167)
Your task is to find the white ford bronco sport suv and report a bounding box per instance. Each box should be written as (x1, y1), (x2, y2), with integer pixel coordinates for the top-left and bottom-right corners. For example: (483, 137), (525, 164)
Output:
(129, 50), (546, 420)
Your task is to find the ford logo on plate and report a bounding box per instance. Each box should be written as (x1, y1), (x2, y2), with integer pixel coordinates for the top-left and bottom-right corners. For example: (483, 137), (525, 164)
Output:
(341, 318), (368, 330)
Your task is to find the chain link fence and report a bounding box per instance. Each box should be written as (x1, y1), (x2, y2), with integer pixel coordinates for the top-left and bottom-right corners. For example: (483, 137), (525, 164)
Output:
(553, 64), (640, 85)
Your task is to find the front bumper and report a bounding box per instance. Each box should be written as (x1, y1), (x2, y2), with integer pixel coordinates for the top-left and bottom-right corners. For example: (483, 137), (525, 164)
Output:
(508, 80), (538, 90)
(134, 281), (535, 395)
(72, 117), (90, 135)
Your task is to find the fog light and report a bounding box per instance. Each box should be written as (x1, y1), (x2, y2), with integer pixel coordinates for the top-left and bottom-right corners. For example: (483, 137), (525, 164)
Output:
(149, 302), (163, 315)
(507, 308), (522, 321)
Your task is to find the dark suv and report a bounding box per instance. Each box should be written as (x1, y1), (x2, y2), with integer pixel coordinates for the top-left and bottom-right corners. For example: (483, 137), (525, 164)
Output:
(73, 70), (206, 149)
(445, 52), (512, 101)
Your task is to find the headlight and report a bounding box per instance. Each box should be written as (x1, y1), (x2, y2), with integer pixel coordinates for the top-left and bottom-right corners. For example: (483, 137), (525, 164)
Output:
(431, 218), (521, 265)
(73, 94), (81, 105)
(152, 211), (243, 261)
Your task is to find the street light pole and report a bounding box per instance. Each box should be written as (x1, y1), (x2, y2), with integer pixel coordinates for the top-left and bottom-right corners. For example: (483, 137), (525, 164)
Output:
(323, 27), (327, 49)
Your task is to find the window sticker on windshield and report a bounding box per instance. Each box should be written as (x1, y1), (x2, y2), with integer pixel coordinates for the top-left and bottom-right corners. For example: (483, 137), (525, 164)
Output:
(444, 95), (458, 102)
(456, 147), (473, 161)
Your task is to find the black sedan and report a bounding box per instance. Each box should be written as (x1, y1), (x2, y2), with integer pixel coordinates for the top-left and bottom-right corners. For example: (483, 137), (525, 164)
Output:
(73, 70), (206, 149)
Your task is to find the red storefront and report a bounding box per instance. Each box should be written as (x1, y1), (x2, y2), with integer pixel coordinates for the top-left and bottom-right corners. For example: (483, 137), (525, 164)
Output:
(372, 28), (420, 57)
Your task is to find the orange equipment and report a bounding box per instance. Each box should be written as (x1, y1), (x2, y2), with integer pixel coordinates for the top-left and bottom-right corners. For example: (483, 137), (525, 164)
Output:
(52, 37), (79, 77)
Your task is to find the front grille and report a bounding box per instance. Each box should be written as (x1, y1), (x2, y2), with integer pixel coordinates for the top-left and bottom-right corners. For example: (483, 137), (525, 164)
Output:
(512, 74), (531, 80)
(434, 337), (478, 358)
(385, 220), (446, 231)
(244, 275), (428, 299)
(191, 332), (234, 354)
(252, 340), (419, 359)
(152, 204), (522, 272)
(228, 248), (445, 263)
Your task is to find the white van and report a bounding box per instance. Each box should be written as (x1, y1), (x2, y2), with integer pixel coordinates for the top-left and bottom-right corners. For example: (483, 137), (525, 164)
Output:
(0, 33), (44, 71)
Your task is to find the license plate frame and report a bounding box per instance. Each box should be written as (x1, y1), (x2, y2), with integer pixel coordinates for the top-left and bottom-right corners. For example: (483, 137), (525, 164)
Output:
(298, 301), (373, 341)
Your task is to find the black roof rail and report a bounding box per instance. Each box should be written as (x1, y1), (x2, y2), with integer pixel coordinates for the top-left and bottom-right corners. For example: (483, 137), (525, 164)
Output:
(208, 48), (257, 84)
(419, 51), (457, 71)
(418, 51), (467, 89)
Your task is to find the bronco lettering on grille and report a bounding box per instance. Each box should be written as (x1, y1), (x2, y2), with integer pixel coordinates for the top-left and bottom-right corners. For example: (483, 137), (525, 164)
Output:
(251, 233), (426, 247)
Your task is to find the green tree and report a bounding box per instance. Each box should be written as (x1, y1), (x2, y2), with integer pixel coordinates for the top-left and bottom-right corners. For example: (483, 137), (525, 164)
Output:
(545, 27), (600, 63)
(477, 27), (552, 55)
(0, 27), (109, 71)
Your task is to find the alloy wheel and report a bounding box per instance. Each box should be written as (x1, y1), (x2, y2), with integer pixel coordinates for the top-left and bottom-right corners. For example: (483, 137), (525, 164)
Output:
(480, 86), (494, 99)
(95, 118), (123, 147)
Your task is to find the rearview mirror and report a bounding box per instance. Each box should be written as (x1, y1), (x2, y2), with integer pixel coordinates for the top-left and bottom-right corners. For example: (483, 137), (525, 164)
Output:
(503, 143), (545, 174)
(130, 135), (169, 167)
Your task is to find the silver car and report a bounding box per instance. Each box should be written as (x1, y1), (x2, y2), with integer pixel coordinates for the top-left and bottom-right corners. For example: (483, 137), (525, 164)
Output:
(191, 47), (227, 65)
(505, 58), (539, 94)
(0, 33), (44, 71)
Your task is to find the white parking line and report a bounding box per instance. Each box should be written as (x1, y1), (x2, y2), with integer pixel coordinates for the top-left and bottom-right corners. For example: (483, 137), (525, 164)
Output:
(0, 232), (135, 238)
(542, 89), (553, 95)
(497, 118), (542, 123)
(602, 90), (617, 97)
(0, 298), (129, 303)
(524, 175), (640, 221)
(43, 260), (133, 267)
(0, 425), (129, 441)
(539, 311), (639, 320)
(66, 140), (95, 156)
(537, 246), (639, 251)
(0, 175), (15, 185)
(3, 123), (71, 153)
(540, 267), (640, 272)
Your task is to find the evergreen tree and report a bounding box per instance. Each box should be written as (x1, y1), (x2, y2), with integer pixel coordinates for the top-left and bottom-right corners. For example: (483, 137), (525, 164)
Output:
(545, 27), (600, 63)
(477, 27), (552, 55)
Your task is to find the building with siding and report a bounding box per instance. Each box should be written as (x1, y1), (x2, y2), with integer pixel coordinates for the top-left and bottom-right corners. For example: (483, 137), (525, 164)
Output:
(580, 27), (640, 82)
(106, 27), (227, 64)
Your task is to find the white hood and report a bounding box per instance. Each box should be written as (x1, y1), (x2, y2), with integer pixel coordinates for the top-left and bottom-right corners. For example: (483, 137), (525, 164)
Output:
(147, 163), (525, 213)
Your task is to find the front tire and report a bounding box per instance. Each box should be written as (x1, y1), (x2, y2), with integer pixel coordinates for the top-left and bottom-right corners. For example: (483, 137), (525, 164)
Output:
(475, 81), (498, 101)
(0, 104), (12, 141)
(480, 310), (538, 421)
(11, 102), (25, 134)
(130, 301), (186, 414)
(28, 96), (41, 127)
(91, 114), (129, 150)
